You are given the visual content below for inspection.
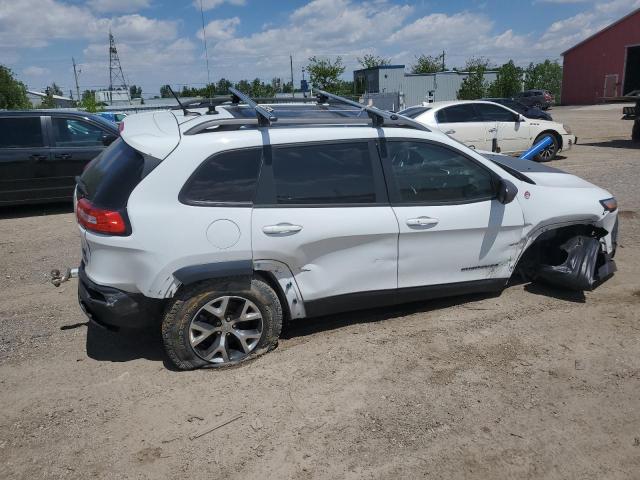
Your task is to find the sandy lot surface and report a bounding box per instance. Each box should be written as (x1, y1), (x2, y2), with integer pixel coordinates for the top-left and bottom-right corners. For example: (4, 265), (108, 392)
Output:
(1, 107), (639, 479)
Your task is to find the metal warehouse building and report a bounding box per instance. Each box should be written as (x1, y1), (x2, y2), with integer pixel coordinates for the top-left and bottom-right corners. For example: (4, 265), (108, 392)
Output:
(561, 8), (640, 105)
(354, 65), (498, 110)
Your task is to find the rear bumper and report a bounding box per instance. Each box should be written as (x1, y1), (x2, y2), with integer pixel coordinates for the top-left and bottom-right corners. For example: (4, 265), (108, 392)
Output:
(78, 264), (162, 329)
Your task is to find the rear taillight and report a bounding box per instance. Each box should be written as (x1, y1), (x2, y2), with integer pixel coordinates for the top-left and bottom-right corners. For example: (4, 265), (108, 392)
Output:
(76, 198), (127, 235)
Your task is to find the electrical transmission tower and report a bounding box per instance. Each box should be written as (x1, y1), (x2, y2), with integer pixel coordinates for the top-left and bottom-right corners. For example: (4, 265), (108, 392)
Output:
(108, 31), (130, 103)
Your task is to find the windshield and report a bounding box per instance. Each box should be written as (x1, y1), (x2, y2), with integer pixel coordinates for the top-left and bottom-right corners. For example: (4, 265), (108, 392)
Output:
(398, 106), (431, 118)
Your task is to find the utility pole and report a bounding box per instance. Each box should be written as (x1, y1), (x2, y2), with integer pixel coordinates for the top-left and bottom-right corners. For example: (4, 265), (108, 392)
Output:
(72, 57), (81, 103)
(442, 50), (445, 71)
(290, 54), (294, 95)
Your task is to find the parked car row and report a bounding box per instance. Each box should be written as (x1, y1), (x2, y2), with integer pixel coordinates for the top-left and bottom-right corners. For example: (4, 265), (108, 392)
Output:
(400, 100), (575, 162)
(0, 111), (119, 205)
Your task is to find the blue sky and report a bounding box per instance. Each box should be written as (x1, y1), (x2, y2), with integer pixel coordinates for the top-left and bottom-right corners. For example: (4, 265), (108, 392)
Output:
(1, 0), (638, 97)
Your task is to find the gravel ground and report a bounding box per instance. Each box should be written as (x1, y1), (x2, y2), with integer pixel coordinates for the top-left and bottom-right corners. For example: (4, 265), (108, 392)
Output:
(0, 106), (639, 479)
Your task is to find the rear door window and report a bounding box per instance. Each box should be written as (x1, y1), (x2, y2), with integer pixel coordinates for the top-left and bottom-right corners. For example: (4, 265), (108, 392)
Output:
(476, 103), (518, 122)
(52, 118), (106, 147)
(180, 148), (262, 205)
(436, 104), (482, 123)
(271, 142), (376, 205)
(0, 117), (44, 148)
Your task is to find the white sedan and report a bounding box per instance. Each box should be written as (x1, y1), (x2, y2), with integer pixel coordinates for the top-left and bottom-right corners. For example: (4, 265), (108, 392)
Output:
(399, 100), (576, 161)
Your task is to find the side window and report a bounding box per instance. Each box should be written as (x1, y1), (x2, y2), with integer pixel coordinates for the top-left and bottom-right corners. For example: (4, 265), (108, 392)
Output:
(181, 148), (261, 204)
(436, 104), (482, 123)
(271, 142), (376, 205)
(476, 103), (518, 122)
(385, 141), (495, 204)
(52, 118), (106, 147)
(0, 117), (44, 148)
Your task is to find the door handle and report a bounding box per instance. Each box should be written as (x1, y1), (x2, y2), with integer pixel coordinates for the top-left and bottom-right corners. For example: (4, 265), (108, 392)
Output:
(444, 129), (456, 135)
(406, 216), (439, 227)
(488, 128), (497, 133)
(29, 154), (48, 161)
(54, 153), (72, 160)
(262, 223), (303, 235)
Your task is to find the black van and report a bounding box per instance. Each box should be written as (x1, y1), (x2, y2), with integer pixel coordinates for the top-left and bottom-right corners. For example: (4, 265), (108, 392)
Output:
(0, 111), (119, 206)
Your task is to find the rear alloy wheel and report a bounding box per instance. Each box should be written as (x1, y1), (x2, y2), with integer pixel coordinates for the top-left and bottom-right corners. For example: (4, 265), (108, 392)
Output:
(162, 278), (282, 370)
(189, 296), (263, 364)
(533, 133), (558, 162)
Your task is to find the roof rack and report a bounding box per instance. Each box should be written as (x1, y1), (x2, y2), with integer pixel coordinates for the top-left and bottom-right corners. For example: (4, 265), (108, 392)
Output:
(314, 89), (429, 132)
(229, 87), (277, 126)
(183, 88), (431, 135)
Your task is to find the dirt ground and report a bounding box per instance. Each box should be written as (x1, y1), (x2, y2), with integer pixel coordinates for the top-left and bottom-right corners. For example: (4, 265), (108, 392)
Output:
(1, 105), (639, 480)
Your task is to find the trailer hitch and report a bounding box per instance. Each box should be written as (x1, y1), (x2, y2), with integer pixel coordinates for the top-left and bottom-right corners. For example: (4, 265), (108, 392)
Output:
(51, 267), (79, 287)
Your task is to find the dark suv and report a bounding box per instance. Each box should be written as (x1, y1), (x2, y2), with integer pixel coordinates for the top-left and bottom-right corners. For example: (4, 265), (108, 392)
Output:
(514, 90), (554, 110)
(0, 111), (118, 206)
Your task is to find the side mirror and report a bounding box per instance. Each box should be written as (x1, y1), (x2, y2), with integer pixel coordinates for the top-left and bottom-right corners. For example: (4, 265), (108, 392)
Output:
(102, 133), (118, 146)
(497, 178), (518, 204)
(516, 114), (525, 122)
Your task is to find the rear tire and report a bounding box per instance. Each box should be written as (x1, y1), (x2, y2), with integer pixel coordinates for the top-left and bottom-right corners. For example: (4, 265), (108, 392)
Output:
(162, 278), (282, 370)
(532, 133), (559, 162)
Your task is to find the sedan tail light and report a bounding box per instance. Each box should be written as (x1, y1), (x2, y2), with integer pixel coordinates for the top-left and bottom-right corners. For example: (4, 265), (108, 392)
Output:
(76, 198), (127, 235)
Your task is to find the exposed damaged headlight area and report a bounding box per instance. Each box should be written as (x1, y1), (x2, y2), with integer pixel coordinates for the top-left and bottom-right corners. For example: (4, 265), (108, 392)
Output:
(516, 225), (617, 291)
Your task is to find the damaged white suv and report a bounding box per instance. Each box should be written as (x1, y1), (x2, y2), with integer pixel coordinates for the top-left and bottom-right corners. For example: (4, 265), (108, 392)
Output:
(71, 90), (617, 370)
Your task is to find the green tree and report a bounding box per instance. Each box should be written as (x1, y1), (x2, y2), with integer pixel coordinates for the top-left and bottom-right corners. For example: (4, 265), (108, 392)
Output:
(524, 60), (562, 102)
(357, 54), (390, 69)
(234, 79), (251, 94)
(464, 56), (493, 72)
(411, 54), (443, 74)
(45, 82), (63, 97)
(306, 56), (345, 92)
(80, 89), (100, 113)
(457, 66), (488, 100)
(160, 84), (173, 98)
(0, 65), (31, 109)
(216, 78), (232, 95)
(129, 85), (142, 99)
(487, 60), (523, 98)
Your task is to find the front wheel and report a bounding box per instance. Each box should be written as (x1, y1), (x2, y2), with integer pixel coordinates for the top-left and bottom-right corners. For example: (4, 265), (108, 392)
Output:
(532, 133), (558, 162)
(162, 278), (282, 370)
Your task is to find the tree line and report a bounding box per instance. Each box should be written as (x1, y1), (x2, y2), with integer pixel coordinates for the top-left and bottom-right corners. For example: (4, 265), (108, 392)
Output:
(1, 55), (564, 112)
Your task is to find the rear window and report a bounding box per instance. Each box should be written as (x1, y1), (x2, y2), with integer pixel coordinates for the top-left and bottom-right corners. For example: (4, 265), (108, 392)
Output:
(180, 148), (262, 205)
(0, 117), (44, 148)
(78, 138), (159, 209)
(398, 107), (430, 118)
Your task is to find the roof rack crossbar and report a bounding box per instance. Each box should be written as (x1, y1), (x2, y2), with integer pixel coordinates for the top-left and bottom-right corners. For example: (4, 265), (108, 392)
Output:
(228, 87), (277, 126)
(314, 88), (430, 132)
(184, 116), (429, 135)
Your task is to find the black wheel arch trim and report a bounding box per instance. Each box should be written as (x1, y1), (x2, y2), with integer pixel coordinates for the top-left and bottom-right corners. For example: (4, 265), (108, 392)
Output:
(173, 260), (253, 288)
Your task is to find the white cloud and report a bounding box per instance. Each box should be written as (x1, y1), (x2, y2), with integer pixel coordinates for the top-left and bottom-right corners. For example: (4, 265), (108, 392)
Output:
(197, 17), (241, 41)
(195, 0), (246, 11)
(105, 14), (178, 44)
(0, 0), (96, 48)
(88, 0), (151, 13)
(23, 66), (50, 76)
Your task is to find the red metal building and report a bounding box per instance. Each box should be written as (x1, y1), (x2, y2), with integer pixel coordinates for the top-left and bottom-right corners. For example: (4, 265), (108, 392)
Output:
(561, 8), (640, 105)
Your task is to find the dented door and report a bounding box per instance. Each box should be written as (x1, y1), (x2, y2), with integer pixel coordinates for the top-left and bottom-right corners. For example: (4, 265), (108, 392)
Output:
(251, 140), (398, 301)
(380, 139), (525, 288)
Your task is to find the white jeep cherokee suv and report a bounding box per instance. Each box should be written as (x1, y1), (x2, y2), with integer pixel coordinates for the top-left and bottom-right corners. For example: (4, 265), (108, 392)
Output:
(73, 90), (617, 370)
(399, 101), (577, 162)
